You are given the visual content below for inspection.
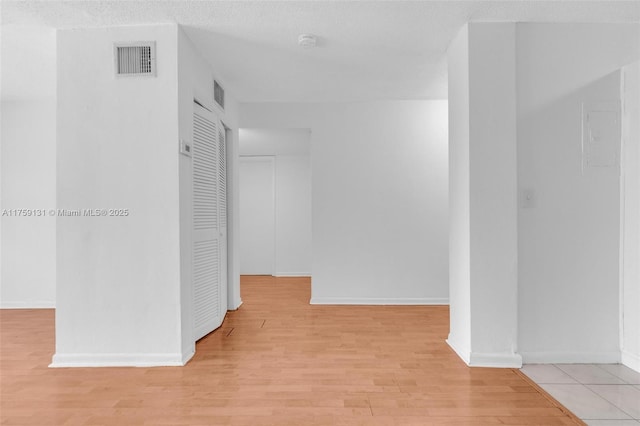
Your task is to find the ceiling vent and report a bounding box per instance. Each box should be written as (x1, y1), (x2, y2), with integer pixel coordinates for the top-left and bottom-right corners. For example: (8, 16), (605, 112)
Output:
(115, 42), (156, 77)
(214, 80), (225, 110)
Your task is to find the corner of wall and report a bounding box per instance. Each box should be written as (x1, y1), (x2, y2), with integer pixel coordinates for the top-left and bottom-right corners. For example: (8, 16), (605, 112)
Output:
(446, 335), (471, 366)
(621, 350), (640, 373)
(181, 347), (195, 366)
(55, 23), (183, 366)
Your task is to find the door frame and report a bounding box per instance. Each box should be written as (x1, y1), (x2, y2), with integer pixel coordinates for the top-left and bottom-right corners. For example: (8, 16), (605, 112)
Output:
(225, 123), (243, 310)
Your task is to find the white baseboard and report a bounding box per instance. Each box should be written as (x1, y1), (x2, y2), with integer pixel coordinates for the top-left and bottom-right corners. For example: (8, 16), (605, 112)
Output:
(181, 349), (195, 366)
(621, 349), (640, 373)
(521, 351), (621, 364)
(228, 299), (243, 311)
(446, 336), (471, 365)
(0, 301), (55, 309)
(310, 297), (448, 305)
(469, 352), (522, 368)
(274, 272), (311, 277)
(50, 352), (188, 368)
(447, 337), (522, 368)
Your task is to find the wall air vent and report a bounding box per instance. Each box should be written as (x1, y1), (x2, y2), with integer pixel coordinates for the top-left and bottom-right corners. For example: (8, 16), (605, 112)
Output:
(115, 42), (156, 77)
(214, 80), (225, 110)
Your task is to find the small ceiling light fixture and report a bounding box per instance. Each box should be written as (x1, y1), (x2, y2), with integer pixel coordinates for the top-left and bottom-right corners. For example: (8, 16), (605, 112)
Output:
(298, 34), (317, 49)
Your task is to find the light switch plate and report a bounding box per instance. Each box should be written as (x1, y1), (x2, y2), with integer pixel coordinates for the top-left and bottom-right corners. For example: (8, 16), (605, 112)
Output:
(179, 139), (192, 157)
(581, 101), (620, 174)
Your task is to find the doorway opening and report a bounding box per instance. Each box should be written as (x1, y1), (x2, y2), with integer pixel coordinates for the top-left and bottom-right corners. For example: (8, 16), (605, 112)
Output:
(237, 128), (312, 291)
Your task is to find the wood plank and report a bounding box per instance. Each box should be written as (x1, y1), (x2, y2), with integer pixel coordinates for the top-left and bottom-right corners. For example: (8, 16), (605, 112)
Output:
(0, 276), (585, 425)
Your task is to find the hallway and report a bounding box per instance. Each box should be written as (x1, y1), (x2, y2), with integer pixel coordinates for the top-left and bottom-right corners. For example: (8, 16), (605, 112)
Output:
(1, 276), (584, 425)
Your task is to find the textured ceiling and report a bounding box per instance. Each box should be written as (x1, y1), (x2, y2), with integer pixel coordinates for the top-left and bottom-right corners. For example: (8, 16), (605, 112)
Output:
(2, 1), (639, 102)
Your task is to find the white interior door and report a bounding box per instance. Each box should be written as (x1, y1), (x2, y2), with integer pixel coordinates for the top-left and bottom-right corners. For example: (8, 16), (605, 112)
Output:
(239, 156), (275, 275)
(193, 103), (224, 341)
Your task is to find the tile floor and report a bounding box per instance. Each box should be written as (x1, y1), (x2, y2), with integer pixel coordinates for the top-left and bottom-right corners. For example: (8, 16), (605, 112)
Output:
(521, 364), (640, 426)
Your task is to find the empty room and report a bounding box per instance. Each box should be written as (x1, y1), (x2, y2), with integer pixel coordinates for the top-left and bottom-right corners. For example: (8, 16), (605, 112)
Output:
(1, 1), (639, 425)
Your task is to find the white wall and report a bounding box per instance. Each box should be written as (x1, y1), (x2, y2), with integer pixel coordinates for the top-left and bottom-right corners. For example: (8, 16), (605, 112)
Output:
(447, 22), (639, 368)
(54, 24), (184, 367)
(517, 23), (640, 363)
(240, 128), (311, 156)
(446, 24), (471, 363)
(622, 61), (640, 372)
(469, 23), (519, 366)
(239, 156), (276, 275)
(447, 24), (520, 367)
(240, 101), (448, 304)
(0, 25), (56, 101)
(239, 129), (312, 276)
(177, 26), (241, 358)
(275, 154), (312, 276)
(1, 24), (57, 309)
(1, 99), (56, 308)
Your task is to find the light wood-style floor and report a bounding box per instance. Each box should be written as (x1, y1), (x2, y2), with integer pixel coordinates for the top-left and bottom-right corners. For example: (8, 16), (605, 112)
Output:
(1, 276), (583, 425)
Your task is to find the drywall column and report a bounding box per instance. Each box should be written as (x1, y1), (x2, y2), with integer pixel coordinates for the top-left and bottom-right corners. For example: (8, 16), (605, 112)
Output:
(177, 26), (242, 356)
(447, 23), (521, 367)
(622, 61), (640, 372)
(516, 24), (639, 364)
(54, 25), (184, 367)
(447, 24), (472, 363)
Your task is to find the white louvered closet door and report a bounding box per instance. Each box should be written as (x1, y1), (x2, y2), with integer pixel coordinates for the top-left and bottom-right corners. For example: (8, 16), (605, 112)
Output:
(192, 103), (224, 341)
